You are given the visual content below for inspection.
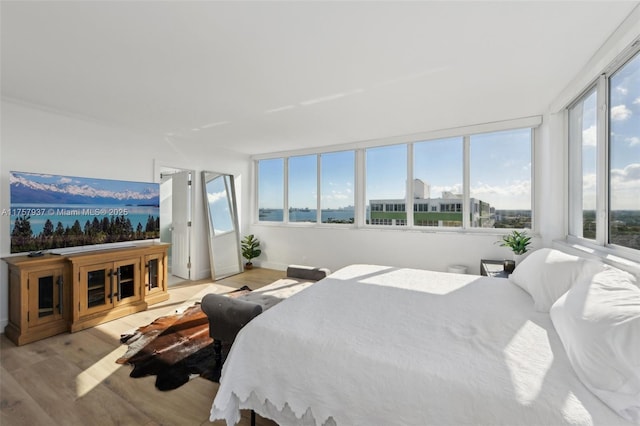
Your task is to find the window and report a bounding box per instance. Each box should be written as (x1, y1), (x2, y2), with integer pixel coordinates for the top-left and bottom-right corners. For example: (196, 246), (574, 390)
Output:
(366, 145), (407, 226)
(413, 137), (463, 228)
(320, 151), (355, 224)
(288, 155), (317, 223)
(609, 53), (640, 250)
(371, 218), (393, 226)
(470, 128), (532, 229)
(256, 119), (536, 230)
(568, 88), (597, 240)
(258, 158), (284, 222)
(414, 203), (430, 212)
(568, 49), (640, 252)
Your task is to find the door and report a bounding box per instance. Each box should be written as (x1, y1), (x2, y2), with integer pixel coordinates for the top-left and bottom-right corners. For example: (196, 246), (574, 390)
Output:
(113, 259), (141, 307)
(79, 262), (113, 316)
(144, 252), (166, 296)
(28, 267), (65, 327)
(170, 170), (191, 280)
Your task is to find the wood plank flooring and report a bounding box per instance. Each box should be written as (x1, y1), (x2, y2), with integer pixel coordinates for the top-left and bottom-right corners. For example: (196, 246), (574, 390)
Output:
(1, 268), (285, 426)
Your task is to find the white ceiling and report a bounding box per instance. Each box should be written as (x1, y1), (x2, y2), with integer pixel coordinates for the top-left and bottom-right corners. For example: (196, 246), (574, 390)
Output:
(1, 1), (638, 156)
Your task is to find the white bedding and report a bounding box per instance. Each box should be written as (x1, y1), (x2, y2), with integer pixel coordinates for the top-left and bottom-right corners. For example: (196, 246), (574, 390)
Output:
(210, 264), (634, 426)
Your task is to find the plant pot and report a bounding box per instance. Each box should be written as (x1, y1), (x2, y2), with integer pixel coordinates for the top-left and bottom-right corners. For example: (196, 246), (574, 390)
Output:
(244, 262), (253, 270)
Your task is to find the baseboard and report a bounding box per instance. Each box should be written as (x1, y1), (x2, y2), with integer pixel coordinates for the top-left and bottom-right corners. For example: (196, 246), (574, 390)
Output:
(256, 261), (288, 271)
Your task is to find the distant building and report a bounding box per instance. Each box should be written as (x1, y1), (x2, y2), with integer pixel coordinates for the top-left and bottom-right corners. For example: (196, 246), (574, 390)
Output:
(369, 179), (495, 227)
(414, 179), (430, 199)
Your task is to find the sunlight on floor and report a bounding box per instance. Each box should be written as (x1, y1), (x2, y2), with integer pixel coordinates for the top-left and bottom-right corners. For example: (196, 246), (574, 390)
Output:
(73, 281), (241, 399)
(75, 345), (127, 398)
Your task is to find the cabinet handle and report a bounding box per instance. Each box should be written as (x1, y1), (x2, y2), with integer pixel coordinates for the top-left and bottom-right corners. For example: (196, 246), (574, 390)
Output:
(109, 269), (114, 303)
(57, 275), (63, 314)
(147, 263), (152, 291)
(116, 267), (122, 302)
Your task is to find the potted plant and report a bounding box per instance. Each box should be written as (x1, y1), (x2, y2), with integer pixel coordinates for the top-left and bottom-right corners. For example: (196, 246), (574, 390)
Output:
(241, 234), (262, 270)
(499, 230), (532, 272)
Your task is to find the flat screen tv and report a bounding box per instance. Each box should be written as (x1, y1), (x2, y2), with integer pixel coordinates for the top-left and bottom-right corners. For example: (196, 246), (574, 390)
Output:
(9, 171), (160, 254)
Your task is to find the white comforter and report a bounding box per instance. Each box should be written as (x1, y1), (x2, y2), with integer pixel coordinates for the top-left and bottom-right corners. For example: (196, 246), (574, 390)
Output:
(210, 264), (634, 426)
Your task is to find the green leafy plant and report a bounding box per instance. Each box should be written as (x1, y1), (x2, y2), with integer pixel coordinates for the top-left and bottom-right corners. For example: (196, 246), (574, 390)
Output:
(499, 230), (531, 255)
(241, 234), (262, 268)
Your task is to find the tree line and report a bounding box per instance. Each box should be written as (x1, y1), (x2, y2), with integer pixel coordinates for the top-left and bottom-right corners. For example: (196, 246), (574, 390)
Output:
(11, 214), (160, 253)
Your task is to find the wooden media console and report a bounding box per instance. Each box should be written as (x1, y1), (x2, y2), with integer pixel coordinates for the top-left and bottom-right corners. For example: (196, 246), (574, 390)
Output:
(3, 243), (170, 345)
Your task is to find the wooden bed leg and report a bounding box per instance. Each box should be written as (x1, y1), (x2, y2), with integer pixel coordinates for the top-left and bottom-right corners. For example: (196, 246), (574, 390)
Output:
(251, 410), (256, 426)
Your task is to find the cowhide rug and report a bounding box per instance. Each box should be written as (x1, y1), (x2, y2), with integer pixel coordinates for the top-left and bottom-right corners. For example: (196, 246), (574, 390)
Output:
(116, 286), (250, 391)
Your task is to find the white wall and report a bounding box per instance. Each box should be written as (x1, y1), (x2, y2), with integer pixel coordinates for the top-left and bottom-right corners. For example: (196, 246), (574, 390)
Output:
(250, 225), (544, 274)
(0, 100), (250, 331)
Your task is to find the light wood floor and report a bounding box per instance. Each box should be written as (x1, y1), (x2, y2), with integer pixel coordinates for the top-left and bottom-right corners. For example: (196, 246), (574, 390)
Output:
(0, 268), (285, 426)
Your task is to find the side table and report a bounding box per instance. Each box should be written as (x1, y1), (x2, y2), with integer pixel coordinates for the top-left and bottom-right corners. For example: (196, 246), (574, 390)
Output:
(480, 259), (510, 278)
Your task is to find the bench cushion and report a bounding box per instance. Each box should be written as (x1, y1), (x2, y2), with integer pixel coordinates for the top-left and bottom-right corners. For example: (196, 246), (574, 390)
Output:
(238, 278), (315, 311)
(286, 265), (330, 281)
(201, 294), (263, 342)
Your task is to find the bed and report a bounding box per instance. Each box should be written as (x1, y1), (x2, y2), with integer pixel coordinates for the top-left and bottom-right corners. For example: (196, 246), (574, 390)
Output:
(210, 252), (640, 425)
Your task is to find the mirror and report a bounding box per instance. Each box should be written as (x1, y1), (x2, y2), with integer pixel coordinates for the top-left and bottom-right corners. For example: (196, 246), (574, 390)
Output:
(202, 171), (242, 280)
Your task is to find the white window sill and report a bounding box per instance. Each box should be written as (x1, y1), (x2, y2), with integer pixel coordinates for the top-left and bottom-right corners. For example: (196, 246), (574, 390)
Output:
(553, 239), (640, 276)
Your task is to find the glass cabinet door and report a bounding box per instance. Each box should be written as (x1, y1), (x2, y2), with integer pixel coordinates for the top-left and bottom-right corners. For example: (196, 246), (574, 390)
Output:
(114, 259), (141, 306)
(38, 275), (55, 318)
(28, 267), (65, 327)
(144, 253), (164, 295)
(143, 251), (168, 304)
(87, 269), (107, 309)
(148, 258), (159, 290)
(79, 262), (112, 315)
(79, 260), (141, 315)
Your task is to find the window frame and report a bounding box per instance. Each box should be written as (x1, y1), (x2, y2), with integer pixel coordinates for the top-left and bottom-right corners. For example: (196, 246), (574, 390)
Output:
(253, 116), (539, 234)
(566, 44), (640, 261)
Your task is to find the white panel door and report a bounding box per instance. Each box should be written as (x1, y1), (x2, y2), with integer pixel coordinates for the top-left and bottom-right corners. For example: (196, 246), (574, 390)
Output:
(171, 171), (191, 280)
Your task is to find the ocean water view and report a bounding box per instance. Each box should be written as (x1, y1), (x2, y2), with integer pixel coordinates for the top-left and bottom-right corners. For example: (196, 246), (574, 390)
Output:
(260, 208), (354, 223)
(260, 208), (533, 225)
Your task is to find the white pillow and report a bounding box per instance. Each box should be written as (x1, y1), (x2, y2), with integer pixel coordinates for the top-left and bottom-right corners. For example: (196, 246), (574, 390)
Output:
(508, 248), (604, 312)
(550, 267), (640, 424)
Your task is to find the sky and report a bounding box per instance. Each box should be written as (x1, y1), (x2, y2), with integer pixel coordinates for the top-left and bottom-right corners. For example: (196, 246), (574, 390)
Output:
(364, 129), (531, 211)
(580, 52), (639, 211)
(260, 130), (531, 211)
(205, 175), (234, 234)
(260, 152), (356, 210)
